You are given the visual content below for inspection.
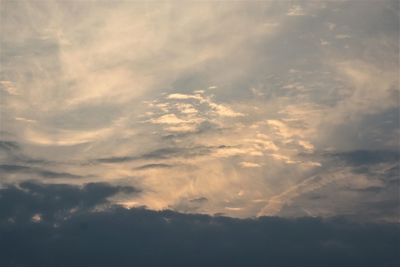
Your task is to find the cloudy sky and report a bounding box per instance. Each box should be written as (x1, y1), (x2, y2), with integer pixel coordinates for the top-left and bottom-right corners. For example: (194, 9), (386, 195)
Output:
(0, 0), (399, 265)
(1, 0), (399, 221)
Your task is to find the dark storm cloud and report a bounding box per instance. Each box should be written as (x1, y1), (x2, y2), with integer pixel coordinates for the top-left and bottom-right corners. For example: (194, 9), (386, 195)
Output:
(0, 181), (399, 267)
(0, 164), (83, 179)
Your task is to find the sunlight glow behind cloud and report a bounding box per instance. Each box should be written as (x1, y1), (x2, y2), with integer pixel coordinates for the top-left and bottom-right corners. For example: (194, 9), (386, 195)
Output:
(0, 0), (398, 222)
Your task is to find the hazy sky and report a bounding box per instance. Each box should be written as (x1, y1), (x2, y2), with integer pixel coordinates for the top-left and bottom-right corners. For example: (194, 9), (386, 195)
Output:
(1, 0), (399, 222)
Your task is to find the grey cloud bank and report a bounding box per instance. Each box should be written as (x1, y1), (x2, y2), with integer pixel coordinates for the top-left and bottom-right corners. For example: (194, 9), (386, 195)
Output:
(0, 181), (399, 267)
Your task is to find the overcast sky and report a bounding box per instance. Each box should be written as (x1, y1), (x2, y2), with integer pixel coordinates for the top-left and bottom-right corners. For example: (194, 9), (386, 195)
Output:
(1, 1), (399, 266)
(1, 0), (399, 222)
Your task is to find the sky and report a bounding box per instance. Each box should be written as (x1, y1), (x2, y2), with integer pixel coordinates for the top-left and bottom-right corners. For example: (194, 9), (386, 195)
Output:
(1, 0), (398, 220)
(0, 0), (399, 265)
(0, 1), (399, 222)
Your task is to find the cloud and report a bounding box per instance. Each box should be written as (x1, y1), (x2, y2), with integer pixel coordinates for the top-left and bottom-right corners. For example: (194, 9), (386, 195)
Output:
(92, 146), (214, 164)
(257, 172), (338, 217)
(207, 102), (244, 117)
(0, 140), (19, 152)
(150, 114), (188, 125)
(146, 90), (243, 136)
(239, 161), (262, 168)
(189, 197), (208, 203)
(329, 150), (400, 166)
(175, 103), (198, 114)
(0, 0), (398, 220)
(134, 163), (172, 170)
(286, 5), (306, 16)
(0, 164), (83, 179)
(0, 181), (138, 223)
(167, 93), (203, 100)
(94, 156), (136, 164)
(0, 183), (398, 267)
(278, 168), (399, 222)
(165, 124), (198, 133)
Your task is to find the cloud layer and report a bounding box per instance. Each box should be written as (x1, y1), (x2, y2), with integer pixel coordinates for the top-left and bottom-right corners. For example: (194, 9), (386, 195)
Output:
(0, 0), (398, 221)
(0, 181), (399, 267)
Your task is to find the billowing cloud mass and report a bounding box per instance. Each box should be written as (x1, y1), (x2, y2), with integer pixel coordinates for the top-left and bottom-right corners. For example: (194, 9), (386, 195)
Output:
(0, 0), (399, 241)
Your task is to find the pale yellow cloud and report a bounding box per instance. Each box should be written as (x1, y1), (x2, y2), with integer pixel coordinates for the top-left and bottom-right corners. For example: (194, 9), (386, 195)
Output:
(0, 80), (20, 95)
(15, 117), (37, 124)
(239, 161), (261, 168)
(287, 5), (305, 16)
(167, 93), (203, 101)
(175, 103), (198, 114)
(23, 127), (113, 146)
(208, 102), (244, 117)
(150, 114), (187, 125)
(165, 124), (197, 133)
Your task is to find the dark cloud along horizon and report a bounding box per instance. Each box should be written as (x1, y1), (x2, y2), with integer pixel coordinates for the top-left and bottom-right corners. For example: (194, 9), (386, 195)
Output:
(0, 181), (399, 267)
(0, 181), (138, 223)
(0, 0), (399, 221)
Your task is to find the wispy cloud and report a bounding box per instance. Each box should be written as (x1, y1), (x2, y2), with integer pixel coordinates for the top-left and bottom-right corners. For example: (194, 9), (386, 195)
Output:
(1, 0), (398, 221)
